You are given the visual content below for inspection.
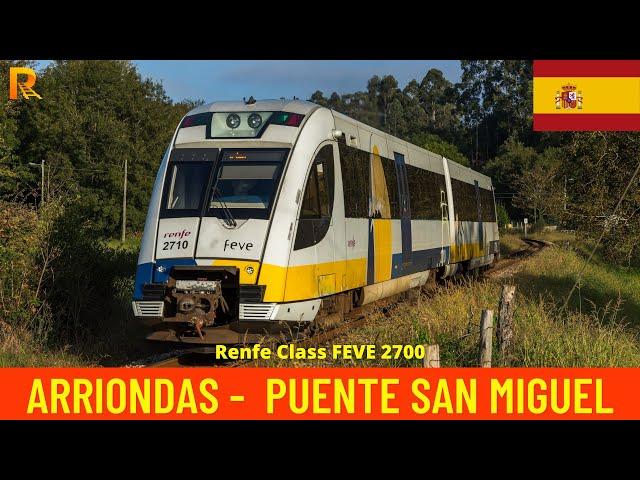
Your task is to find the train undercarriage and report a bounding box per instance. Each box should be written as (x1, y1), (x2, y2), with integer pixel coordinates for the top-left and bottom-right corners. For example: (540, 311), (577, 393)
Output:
(138, 253), (497, 346)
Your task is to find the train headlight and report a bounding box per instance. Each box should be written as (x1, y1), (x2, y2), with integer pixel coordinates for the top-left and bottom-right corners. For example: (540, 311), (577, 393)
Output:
(210, 111), (274, 138)
(226, 113), (241, 129)
(247, 113), (262, 129)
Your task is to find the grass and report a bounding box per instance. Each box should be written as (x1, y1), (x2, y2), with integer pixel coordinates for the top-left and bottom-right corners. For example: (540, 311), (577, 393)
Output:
(498, 232), (527, 255)
(0, 323), (92, 366)
(103, 235), (141, 253)
(0, 349), (89, 367)
(524, 232), (640, 325)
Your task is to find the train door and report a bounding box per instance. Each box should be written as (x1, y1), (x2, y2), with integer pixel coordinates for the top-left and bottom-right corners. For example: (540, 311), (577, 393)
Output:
(442, 158), (457, 264)
(440, 182), (449, 266)
(289, 143), (337, 299)
(368, 140), (393, 285)
(474, 180), (484, 247)
(314, 144), (339, 296)
(393, 152), (412, 271)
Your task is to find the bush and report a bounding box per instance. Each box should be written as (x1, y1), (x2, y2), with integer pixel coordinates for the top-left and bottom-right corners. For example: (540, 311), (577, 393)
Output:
(496, 203), (510, 228)
(0, 196), (141, 364)
(43, 198), (138, 349)
(530, 218), (547, 233)
(0, 200), (59, 358)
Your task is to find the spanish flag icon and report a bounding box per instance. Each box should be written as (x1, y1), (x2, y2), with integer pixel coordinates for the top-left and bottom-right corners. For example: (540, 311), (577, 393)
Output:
(533, 60), (640, 131)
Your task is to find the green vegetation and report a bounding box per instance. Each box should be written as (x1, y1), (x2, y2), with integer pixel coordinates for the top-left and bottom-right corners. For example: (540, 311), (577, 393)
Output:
(0, 199), (148, 367)
(1, 60), (196, 236)
(528, 232), (640, 323)
(496, 232), (526, 255)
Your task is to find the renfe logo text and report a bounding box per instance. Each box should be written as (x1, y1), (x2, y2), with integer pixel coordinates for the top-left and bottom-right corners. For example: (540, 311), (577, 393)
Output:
(164, 229), (191, 239)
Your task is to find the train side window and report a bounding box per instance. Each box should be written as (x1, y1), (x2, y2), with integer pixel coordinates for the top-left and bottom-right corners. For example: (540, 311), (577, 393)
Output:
(451, 178), (478, 221)
(480, 188), (496, 222)
(300, 165), (321, 218)
(339, 142), (369, 218)
(299, 145), (334, 218)
(315, 145), (334, 217)
(294, 145), (335, 250)
(381, 157), (400, 218)
(405, 165), (446, 220)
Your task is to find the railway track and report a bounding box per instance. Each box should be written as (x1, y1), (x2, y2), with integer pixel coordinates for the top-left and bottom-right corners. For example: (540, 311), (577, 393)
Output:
(140, 237), (549, 367)
(484, 238), (549, 279)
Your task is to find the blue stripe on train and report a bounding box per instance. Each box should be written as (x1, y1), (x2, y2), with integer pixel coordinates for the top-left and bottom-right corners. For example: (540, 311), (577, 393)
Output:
(133, 263), (154, 300)
(367, 219), (375, 285)
(132, 257), (197, 301)
(153, 258), (197, 283)
(391, 246), (449, 278)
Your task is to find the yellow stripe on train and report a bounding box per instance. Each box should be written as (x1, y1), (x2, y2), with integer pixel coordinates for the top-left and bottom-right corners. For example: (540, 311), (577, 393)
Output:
(212, 240), (489, 303)
(449, 242), (486, 263)
(260, 259), (368, 302)
(373, 219), (392, 283)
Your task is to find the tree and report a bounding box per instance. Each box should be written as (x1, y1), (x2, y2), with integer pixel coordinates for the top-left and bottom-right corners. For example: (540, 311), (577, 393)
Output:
(418, 68), (459, 133)
(365, 74), (400, 129)
(457, 60), (533, 164)
(15, 60), (192, 236)
(400, 83), (428, 139)
(411, 132), (469, 167)
(310, 90), (329, 107)
(387, 98), (406, 137)
(562, 132), (640, 265)
(496, 203), (510, 228)
(0, 60), (36, 199)
(484, 135), (538, 195)
(512, 147), (564, 223)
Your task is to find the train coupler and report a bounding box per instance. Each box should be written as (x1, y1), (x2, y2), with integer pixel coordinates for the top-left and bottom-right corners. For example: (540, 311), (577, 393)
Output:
(172, 279), (230, 337)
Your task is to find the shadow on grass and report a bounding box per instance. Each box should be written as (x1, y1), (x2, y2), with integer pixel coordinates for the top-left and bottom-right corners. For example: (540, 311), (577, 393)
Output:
(512, 271), (640, 327)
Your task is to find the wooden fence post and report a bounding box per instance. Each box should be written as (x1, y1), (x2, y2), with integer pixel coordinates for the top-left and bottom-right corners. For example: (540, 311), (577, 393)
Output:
(423, 344), (440, 368)
(497, 285), (516, 366)
(478, 310), (494, 367)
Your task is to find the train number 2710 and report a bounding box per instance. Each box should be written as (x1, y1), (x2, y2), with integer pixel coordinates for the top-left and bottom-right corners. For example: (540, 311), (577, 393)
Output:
(162, 240), (189, 251)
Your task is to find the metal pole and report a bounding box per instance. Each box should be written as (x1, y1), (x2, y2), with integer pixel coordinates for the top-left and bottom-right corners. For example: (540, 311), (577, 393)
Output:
(40, 159), (45, 207)
(121, 158), (127, 243)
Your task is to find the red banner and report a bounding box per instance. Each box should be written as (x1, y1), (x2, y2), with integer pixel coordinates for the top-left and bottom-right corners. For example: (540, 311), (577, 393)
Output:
(0, 368), (637, 420)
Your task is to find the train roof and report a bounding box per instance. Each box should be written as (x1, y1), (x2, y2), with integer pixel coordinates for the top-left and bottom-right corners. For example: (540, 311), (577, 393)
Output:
(330, 110), (492, 187)
(186, 99), (491, 186)
(187, 99), (319, 116)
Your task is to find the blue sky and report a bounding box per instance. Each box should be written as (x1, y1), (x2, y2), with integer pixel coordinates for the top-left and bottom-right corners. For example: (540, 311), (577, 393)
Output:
(38, 60), (462, 103)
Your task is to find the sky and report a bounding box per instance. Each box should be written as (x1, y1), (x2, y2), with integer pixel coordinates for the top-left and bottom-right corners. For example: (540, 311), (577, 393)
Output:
(38, 60), (462, 103)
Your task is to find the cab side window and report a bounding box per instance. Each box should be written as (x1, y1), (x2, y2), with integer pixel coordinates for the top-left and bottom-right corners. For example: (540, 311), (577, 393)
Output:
(294, 145), (334, 250)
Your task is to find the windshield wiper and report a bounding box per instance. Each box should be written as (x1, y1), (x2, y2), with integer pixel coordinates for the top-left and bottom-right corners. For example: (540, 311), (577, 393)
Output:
(212, 186), (237, 228)
(209, 167), (237, 227)
(209, 165), (237, 227)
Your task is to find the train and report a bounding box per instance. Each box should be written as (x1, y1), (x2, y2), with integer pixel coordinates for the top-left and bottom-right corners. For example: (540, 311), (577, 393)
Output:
(132, 98), (499, 344)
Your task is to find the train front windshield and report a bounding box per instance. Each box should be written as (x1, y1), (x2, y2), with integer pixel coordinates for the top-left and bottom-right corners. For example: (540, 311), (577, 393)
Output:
(165, 163), (211, 210)
(208, 149), (288, 220)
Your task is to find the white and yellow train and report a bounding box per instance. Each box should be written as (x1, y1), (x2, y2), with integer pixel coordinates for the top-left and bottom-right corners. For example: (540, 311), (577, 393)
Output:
(132, 99), (499, 344)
